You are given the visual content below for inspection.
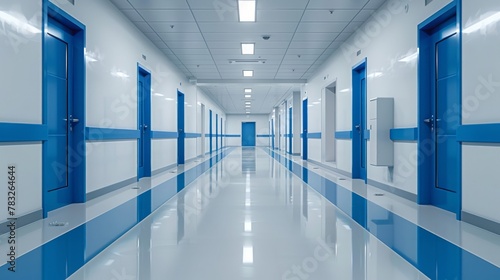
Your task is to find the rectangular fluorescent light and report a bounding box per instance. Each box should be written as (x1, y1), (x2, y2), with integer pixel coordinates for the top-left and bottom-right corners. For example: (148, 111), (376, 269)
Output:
(243, 246), (254, 263)
(244, 221), (252, 232)
(243, 70), (254, 77)
(245, 94), (252, 98)
(244, 88), (252, 93)
(246, 105), (251, 108)
(246, 112), (251, 114)
(241, 43), (255, 55)
(245, 101), (252, 104)
(463, 12), (500, 34)
(238, 0), (256, 22)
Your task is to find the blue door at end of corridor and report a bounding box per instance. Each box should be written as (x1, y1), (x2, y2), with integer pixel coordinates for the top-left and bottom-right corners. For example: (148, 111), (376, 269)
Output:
(209, 110), (213, 153)
(43, 9), (86, 216)
(216, 114), (219, 151)
(178, 90), (185, 164)
(137, 66), (151, 179)
(242, 122), (256, 147)
(302, 99), (308, 160)
(352, 59), (367, 182)
(418, 5), (461, 217)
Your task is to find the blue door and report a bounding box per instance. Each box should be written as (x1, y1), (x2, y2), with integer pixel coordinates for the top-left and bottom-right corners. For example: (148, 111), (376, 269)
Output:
(271, 119), (275, 149)
(216, 114), (219, 151)
(419, 13), (460, 215)
(45, 20), (74, 211)
(302, 99), (308, 160)
(242, 122), (256, 146)
(352, 60), (367, 182)
(209, 110), (213, 153)
(137, 67), (151, 179)
(220, 117), (223, 149)
(178, 91), (185, 164)
(288, 107), (293, 154)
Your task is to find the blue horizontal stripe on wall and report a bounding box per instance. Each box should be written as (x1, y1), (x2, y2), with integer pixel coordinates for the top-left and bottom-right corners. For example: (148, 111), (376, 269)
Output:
(185, 133), (202, 138)
(225, 134), (241, 138)
(390, 128), (418, 141)
(257, 134), (272, 137)
(457, 123), (500, 143)
(85, 127), (140, 141)
(308, 132), (321, 139)
(335, 131), (352, 139)
(151, 131), (178, 139)
(0, 123), (48, 142)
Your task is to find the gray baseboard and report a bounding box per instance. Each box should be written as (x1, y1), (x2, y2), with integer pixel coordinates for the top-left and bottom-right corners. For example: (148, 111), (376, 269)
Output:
(367, 179), (417, 203)
(152, 163), (178, 176)
(307, 159), (352, 178)
(0, 210), (43, 235)
(462, 211), (500, 235)
(86, 177), (137, 201)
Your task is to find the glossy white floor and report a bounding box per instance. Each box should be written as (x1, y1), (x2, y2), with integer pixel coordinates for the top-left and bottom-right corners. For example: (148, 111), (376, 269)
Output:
(68, 148), (428, 280)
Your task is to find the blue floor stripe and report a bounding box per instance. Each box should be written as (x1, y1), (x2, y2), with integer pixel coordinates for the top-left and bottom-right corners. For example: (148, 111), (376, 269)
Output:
(264, 148), (500, 280)
(0, 148), (234, 279)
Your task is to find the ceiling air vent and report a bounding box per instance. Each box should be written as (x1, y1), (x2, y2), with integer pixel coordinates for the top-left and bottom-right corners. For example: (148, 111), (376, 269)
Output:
(228, 59), (266, 64)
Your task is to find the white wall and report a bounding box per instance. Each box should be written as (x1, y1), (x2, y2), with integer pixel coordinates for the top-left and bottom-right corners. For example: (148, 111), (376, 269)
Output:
(0, 0), (225, 222)
(226, 114), (271, 147)
(461, 0), (500, 223)
(0, 0), (43, 221)
(52, 0), (226, 191)
(302, 0), (453, 196)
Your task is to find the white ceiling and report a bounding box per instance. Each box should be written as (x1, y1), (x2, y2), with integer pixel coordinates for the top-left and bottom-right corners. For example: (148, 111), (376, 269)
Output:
(109, 0), (387, 114)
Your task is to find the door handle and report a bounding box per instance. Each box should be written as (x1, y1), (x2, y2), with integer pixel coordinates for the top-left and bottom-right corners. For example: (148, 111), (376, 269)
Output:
(423, 118), (433, 123)
(355, 125), (361, 131)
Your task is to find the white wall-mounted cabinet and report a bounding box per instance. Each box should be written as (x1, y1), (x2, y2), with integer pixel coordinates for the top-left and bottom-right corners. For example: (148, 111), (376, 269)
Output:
(369, 98), (394, 166)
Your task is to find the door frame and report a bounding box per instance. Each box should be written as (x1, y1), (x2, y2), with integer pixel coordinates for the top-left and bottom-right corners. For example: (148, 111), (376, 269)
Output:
(200, 103), (205, 155)
(352, 58), (368, 182)
(177, 90), (185, 164)
(220, 117), (223, 149)
(215, 114), (219, 151)
(42, 2), (86, 217)
(288, 107), (293, 154)
(137, 65), (151, 179)
(302, 98), (308, 160)
(417, 1), (462, 218)
(209, 110), (213, 153)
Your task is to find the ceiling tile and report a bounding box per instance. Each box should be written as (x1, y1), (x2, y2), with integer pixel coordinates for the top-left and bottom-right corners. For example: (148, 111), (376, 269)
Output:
(286, 48), (325, 55)
(137, 10), (195, 22)
(165, 41), (207, 49)
(302, 9), (359, 22)
(203, 32), (294, 42)
(170, 48), (211, 55)
(198, 22), (298, 33)
(292, 32), (339, 41)
(307, 0), (369, 9)
(149, 22), (200, 33)
(257, 10), (304, 22)
(289, 40), (331, 49)
(127, 0), (189, 9)
(257, 0), (308, 10)
(159, 32), (204, 41)
(296, 22), (350, 33)
(192, 10), (238, 22)
(353, 9), (376, 22)
(365, 0), (387, 9)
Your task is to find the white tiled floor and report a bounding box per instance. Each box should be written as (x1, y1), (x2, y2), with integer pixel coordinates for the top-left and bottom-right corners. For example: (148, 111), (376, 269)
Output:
(68, 148), (427, 280)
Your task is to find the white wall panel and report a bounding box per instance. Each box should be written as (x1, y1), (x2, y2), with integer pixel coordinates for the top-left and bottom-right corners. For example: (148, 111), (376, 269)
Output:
(86, 141), (137, 194)
(462, 144), (500, 223)
(462, 0), (500, 125)
(303, 0), (452, 191)
(185, 138), (197, 161)
(0, 144), (42, 221)
(151, 139), (177, 172)
(0, 0), (42, 123)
